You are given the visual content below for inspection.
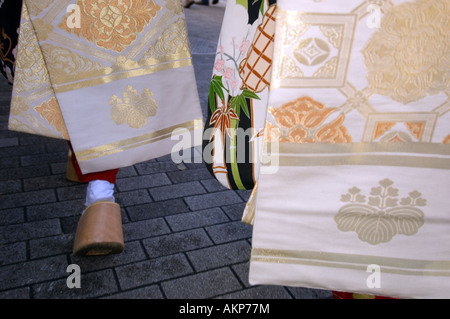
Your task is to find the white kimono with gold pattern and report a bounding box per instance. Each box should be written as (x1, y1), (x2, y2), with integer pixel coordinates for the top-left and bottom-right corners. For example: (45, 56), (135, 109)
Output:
(9, 0), (203, 174)
(246, 0), (450, 298)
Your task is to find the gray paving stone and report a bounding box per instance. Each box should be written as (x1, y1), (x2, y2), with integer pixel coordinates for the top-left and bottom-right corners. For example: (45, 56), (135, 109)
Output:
(115, 173), (172, 192)
(134, 160), (181, 175)
(29, 234), (74, 259)
(205, 221), (253, 244)
(0, 128), (18, 139)
(50, 162), (69, 175)
(0, 155), (20, 168)
(127, 199), (190, 221)
(122, 217), (171, 242)
(149, 181), (207, 201)
(115, 189), (152, 207)
(0, 182), (56, 205)
(116, 165), (138, 178)
(0, 287), (30, 299)
(165, 207), (229, 232)
(186, 240), (251, 272)
(23, 174), (74, 191)
(200, 178), (228, 192)
(221, 202), (247, 221)
(287, 287), (334, 299)
(44, 141), (68, 153)
(60, 215), (81, 234)
(0, 219), (61, 244)
(0, 242), (27, 266)
(0, 144), (45, 158)
(103, 285), (164, 299)
(0, 255), (67, 290)
(115, 254), (193, 290)
(70, 241), (147, 272)
(161, 267), (242, 299)
(236, 189), (252, 202)
(0, 137), (18, 148)
(142, 228), (213, 258)
(184, 190), (243, 211)
(21, 151), (67, 167)
(231, 262), (253, 288)
(56, 184), (87, 201)
(0, 164), (50, 181)
(0, 179), (22, 195)
(32, 269), (119, 299)
(26, 199), (85, 221)
(0, 207), (24, 226)
(167, 167), (214, 183)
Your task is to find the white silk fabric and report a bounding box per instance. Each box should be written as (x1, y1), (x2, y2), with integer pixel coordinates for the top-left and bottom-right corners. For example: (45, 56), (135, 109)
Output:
(248, 0), (450, 298)
(9, 0), (203, 174)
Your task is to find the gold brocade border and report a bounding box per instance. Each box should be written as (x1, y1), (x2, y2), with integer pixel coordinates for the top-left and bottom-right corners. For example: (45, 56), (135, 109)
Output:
(267, 154), (450, 170)
(52, 58), (193, 93)
(75, 119), (203, 161)
(261, 142), (450, 170)
(251, 248), (450, 277)
(277, 142), (450, 156)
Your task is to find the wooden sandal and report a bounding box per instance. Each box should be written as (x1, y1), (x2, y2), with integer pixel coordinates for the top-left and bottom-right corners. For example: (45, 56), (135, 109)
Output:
(73, 201), (124, 256)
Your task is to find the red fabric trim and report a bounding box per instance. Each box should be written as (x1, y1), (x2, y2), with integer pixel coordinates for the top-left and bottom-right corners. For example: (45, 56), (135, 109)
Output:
(68, 142), (119, 184)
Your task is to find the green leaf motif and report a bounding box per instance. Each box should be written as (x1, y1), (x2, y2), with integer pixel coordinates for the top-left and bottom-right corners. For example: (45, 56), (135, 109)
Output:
(241, 89), (260, 100)
(209, 76), (227, 114)
(236, 0), (248, 10)
(229, 89), (260, 120)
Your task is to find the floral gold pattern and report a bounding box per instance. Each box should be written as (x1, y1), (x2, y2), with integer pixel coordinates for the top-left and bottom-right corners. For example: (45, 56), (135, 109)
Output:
(266, 96), (351, 144)
(138, 18), (189, 62)
(34, 97), (69, 139)
(41, 43), (110, 84)
(26, 0), (53, 17)
(373, 121), (427, 142)
(374, 122), (395, 140)
(335, 179), (426, 245)
(59, 0), (162, 53)
(110, 85), (158, 129)
(405, 122), (425, 139)
(293, 38), (330, 66)
(10, 96), (30, 117)
(274, 9), (356, 88)
(33, 19), (54, 41)
(13, 19), (49, 93)
(363, 0), (449, 104)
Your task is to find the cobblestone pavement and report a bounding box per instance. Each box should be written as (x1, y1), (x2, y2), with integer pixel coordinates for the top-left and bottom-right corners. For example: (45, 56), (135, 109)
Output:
(0, 1), (333, 299)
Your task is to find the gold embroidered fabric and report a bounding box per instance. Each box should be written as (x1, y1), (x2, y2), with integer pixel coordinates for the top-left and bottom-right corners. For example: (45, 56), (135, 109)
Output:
(9, 0), (203, 173)
(248, 0), (450, 298)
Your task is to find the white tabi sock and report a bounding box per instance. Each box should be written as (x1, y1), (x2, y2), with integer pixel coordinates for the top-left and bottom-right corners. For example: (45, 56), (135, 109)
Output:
(84, 180), (115, 208)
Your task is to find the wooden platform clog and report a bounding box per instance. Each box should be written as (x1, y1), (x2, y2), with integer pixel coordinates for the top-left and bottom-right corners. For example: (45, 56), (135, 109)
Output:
(73, 201), (124, 256)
